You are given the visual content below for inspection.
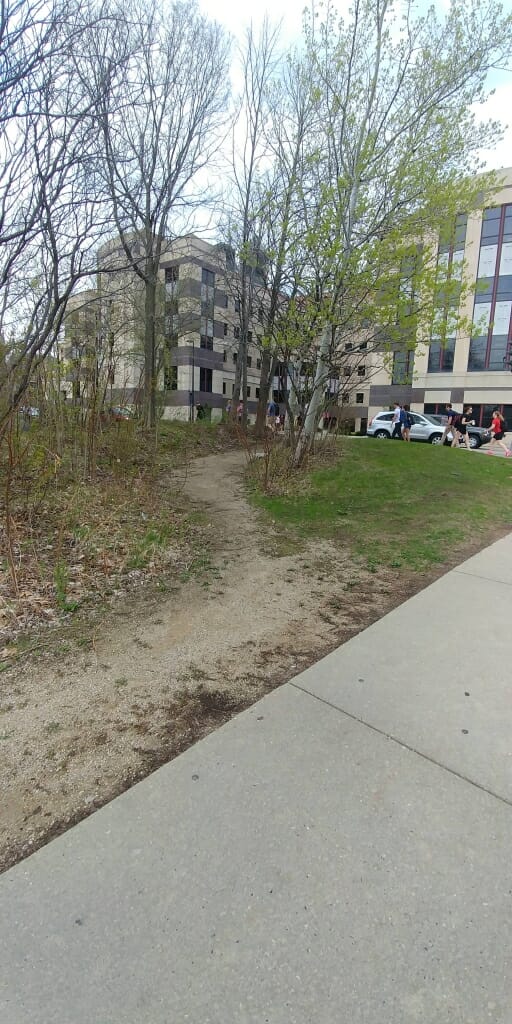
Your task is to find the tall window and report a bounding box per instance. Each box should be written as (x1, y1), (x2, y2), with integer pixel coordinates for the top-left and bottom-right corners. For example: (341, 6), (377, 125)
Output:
(165, 265), (179, 297)
(164, 365), (177, 391)
(469, 204), (512, 371)
(392, 349), (413, 384)
(199, 367), (212, 392)
(200, 317), (213, 350)
(428, 214), (466, 373)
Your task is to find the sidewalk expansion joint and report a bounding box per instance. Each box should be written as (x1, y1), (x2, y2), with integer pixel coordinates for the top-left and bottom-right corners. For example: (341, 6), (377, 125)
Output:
(453, 567), (512, 585)
(290, 682), (512, 810)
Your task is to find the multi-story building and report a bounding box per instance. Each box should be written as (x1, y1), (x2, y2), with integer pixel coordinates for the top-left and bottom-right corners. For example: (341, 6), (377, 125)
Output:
(159, 235), (264, 420)
(365, 166), (512, 429)
(66, 234), (268, 421)
(66, 168), (512, 428)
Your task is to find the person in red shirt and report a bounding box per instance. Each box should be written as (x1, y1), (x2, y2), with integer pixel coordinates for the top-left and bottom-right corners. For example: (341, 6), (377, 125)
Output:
(486, 409), (511, 456)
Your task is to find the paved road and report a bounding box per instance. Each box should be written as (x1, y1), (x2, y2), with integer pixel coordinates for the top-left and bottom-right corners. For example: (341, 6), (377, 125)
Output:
(1, 536), (512, 1022)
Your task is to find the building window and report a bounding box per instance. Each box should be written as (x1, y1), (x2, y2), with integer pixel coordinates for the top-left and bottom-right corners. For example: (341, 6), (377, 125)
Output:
(343, 366), (352, 376)
(164, 365), (177, 391)
(247, 355), (252, 368)
(256, 387), (260, 398)
(356, 393), (364, 404)
(359, 341), (368, 351)
(234, 299), (240, 313)
(200, 367), (212, 393)
(223, 349), (227, 362)
(258, 308), (264, 324)
(165, 266), (179, 297)
(256, 358), (261, 370)
(232, 351), (237, 363)
(202, 268), (215, 288)
(200, 317), (214, 350)
(345, 342), (353, 351)
(234, 326), (240, 340)
(221, 294), (228, 308)
(392, 350), (413, 384)
(223, 322), (228, 336)
(247, 386), (251, 397)
(342, 392), (350, 403)
(357, 365), (366, 377)
(222, 382), (226, 395)
(428, 337), (455, 373)
(247, 331), (252, 342)
(469, 204), (512, 371)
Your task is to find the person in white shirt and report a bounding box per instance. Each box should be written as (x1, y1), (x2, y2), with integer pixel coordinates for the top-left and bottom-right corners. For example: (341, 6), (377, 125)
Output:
(391, 403), (402, 440)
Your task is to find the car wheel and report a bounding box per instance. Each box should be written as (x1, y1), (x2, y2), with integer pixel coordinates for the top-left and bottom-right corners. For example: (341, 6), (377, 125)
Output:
(468, 434), (480, 449)
(374, 429), (390, 439)
(429, 433), (443, 445)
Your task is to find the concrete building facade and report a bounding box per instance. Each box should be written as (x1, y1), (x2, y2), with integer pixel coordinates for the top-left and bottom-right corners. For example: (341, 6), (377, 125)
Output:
(366, 167), (512, 428)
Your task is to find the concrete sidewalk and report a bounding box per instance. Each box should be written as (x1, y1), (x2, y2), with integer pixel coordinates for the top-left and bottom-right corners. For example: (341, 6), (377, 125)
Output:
(1, 537), (512, 1022)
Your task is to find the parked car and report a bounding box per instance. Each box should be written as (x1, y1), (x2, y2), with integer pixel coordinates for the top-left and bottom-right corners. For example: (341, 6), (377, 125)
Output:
(103, 405), (134, 422)
(367, 410), (492, 448)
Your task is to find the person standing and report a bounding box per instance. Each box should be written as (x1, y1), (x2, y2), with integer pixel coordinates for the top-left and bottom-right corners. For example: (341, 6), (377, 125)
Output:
(457, 406), (475, 451)
(391, 403), (403, 439)
(267, 398), (278, 430)
(486, 409), (511, 456)
(402, 404), (413, 442)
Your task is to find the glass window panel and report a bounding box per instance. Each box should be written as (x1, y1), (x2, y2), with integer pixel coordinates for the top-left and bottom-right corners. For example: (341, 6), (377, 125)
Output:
(488, 335), (508, 370)
(437, 252), (449, 271)
(475, 280), (494, 302)
(472, 301), (492, 334)
(451, 250), (465, 277)
(483, 207), (501, 221)
(478, 244), (498, 278)
(442, 340), (455, 371)
(492, 301), (512, 335)
(454, 215), (467, 249)
(468, 336), (487, 371)
(500, 242), (512, 276)
(428, 342), (442, 372)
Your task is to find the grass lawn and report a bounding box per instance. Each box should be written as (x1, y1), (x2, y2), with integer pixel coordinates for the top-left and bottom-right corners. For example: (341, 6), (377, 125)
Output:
(252, 438), (512, 572)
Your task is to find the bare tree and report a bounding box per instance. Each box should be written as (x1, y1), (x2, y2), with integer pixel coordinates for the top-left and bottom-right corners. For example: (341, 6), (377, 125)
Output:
(0, 0), (120, 428)
(84, 0), (230, 428)
(223, 17), (281, 429)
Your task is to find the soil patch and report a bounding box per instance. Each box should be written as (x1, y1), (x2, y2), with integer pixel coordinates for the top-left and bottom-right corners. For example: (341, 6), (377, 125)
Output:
(0, 448), (492, 874)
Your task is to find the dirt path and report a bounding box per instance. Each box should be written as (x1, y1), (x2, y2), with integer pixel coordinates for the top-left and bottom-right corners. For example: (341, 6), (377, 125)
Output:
(0, 450), (400, 873)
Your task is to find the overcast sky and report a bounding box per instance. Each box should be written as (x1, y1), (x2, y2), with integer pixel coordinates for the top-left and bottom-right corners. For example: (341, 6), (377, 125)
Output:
(198, 0), (512, 173)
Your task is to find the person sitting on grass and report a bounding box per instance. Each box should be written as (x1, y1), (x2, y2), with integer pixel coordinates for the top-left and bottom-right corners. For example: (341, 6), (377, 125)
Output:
(486, 409), (511, 456)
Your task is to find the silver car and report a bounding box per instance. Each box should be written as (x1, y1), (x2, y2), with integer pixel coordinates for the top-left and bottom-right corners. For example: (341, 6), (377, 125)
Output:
(367, 411), (491, 448)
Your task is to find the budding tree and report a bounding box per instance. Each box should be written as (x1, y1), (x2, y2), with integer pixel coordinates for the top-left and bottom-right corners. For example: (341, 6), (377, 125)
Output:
(291, 0), (512, 467)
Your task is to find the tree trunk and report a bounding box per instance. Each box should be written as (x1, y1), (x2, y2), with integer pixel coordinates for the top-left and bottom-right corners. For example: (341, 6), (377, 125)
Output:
(292, 325), (330, 468)
(254, 348), (274, 436)
(143, 271), (157, 429)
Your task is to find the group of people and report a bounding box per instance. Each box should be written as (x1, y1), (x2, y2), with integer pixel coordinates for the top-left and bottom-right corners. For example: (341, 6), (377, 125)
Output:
(390, 403), (415, 441)
(391, 401), (510, 454)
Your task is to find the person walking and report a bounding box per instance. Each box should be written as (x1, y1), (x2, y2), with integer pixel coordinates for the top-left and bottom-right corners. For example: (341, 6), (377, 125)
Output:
(391, 403), (403, 439)
(457, 406), (475, 451)
(486, 409), (511, 456)
(440, 404), (460, 446)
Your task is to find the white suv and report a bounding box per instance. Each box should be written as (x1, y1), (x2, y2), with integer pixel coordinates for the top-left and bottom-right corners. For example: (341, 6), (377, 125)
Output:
(367, 411), (491, 449)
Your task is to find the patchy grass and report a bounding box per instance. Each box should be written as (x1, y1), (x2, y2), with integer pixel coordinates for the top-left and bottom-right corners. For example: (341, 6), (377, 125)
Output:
(0, 419), (236, 650)
(251, 438), (512, 572)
